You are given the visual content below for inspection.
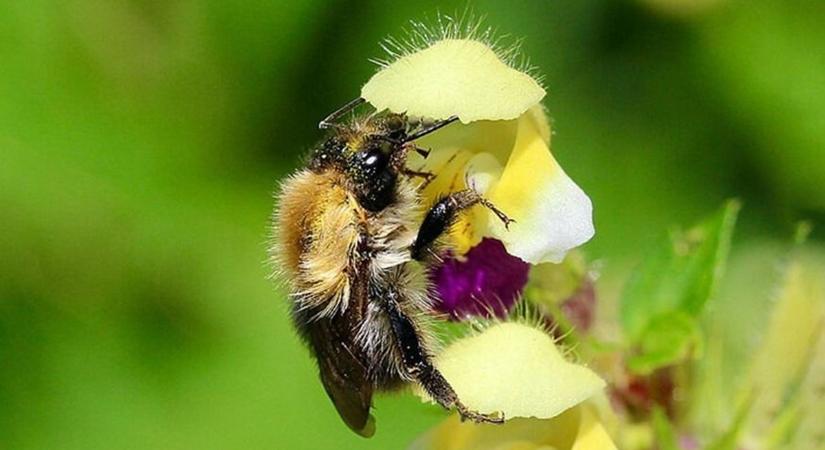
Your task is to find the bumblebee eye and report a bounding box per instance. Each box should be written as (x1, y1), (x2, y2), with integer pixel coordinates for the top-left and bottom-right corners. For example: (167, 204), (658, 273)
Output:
(359, 148), (388, 170)
(352, 145), (397, 211)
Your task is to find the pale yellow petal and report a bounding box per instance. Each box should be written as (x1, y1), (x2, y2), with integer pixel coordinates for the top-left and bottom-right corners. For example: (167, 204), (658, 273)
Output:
(525, 104), (552, 144)
(408, 411), (579, 450)
(413, 117), (519, 167)
(571, 405), (618, 450)
(362, 39), (545, 123)
(417, 322), (605, 419)
(409, 405), (617, 450)
(465, 152), (504, 194)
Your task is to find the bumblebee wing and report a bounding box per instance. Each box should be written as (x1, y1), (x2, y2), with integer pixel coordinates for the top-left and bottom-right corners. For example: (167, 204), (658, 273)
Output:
(305, 314), (375, 437)
(316, 344), (375, 437)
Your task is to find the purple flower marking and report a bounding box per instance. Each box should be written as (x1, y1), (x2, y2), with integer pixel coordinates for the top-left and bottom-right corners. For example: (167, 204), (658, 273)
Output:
(430, 238), (530, 319)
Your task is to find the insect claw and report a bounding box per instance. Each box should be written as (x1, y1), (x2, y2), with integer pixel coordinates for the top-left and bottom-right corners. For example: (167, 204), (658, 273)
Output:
(477, 198), (515, 231)
(502, 217), (516, 230)
(456, 403), (505, 424)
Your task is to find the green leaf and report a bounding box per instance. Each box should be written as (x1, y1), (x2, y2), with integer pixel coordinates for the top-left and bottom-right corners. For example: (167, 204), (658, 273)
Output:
(620, 200), (739, 375)
(627, 311), (700, 375)
(620, 200), (740, 344)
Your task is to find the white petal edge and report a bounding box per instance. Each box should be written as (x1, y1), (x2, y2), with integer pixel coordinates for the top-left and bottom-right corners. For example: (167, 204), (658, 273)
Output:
(500, 168), (594, 264)
(486, 116), (595, 264)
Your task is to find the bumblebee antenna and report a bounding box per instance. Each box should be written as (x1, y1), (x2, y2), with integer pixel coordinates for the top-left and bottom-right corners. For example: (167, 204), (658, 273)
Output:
(404, 116), (459, 142)
(319, 97), (366, 130)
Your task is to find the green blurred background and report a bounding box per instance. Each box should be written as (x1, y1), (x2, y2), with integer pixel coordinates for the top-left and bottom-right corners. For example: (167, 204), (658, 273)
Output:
(2, 0), (824, 448)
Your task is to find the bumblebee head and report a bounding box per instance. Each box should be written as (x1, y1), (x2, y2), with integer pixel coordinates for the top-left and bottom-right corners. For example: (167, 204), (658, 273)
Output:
(346, 114), (411, 211)
(309, 108), (456, 212)
(310, 114), (408, 212)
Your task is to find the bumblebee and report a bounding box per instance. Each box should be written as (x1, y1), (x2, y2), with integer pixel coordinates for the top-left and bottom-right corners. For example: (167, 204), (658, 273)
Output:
(273, 98), (512, 436)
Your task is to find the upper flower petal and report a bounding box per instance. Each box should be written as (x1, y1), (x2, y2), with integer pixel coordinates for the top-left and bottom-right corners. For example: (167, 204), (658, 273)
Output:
(362, 39), (545, 123)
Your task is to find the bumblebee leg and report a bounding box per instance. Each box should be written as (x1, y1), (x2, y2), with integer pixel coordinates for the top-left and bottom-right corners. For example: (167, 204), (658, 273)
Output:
(402, 168), (436, 185)
(410, 189), (515, 260)
(382, 288), (504, 424)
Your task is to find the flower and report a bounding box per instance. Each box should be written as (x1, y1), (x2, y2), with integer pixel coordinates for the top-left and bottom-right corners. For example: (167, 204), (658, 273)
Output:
(362, 39), (594, 265)
(409, 321), (616, 450)
(360, 30), (611, 447)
